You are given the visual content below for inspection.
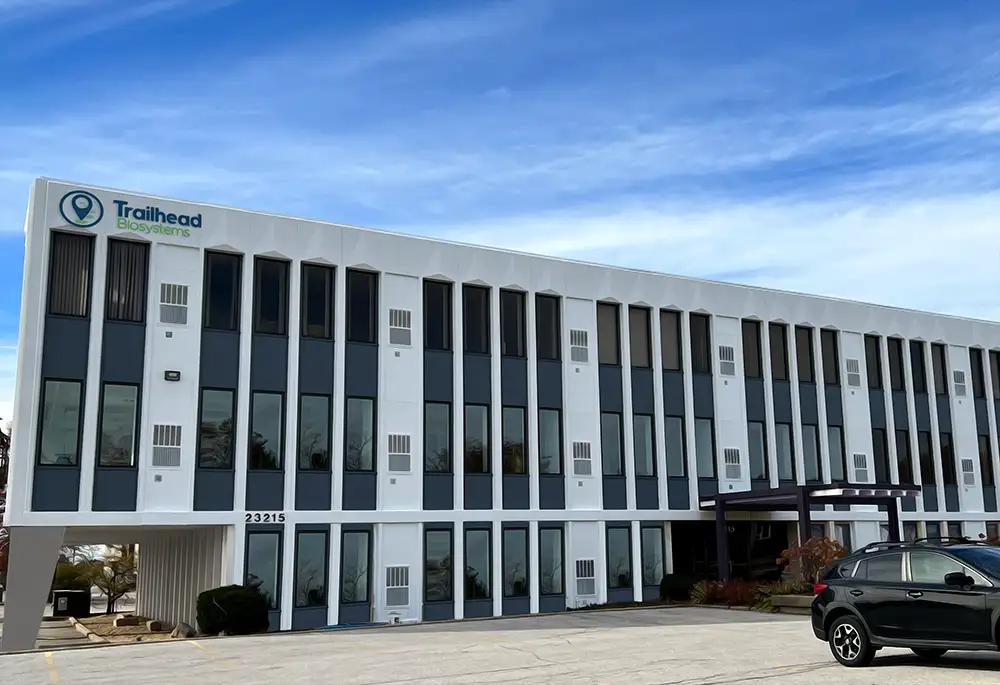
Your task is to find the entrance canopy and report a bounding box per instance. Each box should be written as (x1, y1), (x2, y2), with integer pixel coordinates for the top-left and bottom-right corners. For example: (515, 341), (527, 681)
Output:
(700, 482), (921, 581)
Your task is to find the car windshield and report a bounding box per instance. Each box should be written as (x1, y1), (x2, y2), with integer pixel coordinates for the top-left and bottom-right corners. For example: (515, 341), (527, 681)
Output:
(951, 547), (1000, 579)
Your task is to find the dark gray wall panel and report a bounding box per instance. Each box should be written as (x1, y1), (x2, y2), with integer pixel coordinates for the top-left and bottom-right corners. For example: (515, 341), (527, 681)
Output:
(423, 602), (454, 621)
(936, 397), (953, 433)
(299, 339), (335, 395)
(985, 485), (997, 513)
(667, 478), (689, 510)
(502, 596), (530, 616)
(338, 604), (370, 625)
(923, 487), (939, 512)
(602, 476), (627, 510)
(825, 386), (844, 426)
(631, 368), (655, 415)
(692, 375), (714, 418)
(635, 476), (658, 510)
(975, 398), (990, 434)
(914, 395), (931, 431)
(295, 471), (331, 511)
(599, 366), (623, 413)
(464, 599), (493, 618)
(31, 468), (81, 512)
(868, 389), (886, 430)
(892, 391), (909, 430)
(424, 350), (453, 403)
(502, 474), (529, 510)
(798, 383), (818, 425)
(539, 475), (565, 510)
(41, 316), (90, 380)
(943, 485), (959, 512)
(607, 588), (633, 604)
(423, 473), (454, 510)
(745, 379), (766, 422)
(663, 372), (685, 416)
(697, 478), (718, 500)
(291, 607), (327, 630)
(501, 357), (528, 406)
(339, 524), (373, 625)
(342, 472), (377, 510)
(200, 330), (240, 388)
(642, 585), (660, 602)
(92, 468), (138, 511)
(193, 470), (235, 511)
(901, 496), (916, 512)
(246, 471), (284, 511)
(464, 473), (493, 510)
(771, 381), (792, 423)
(537, 361), (563, 409)
(101, 322), (146, 383)
(463, 354), (492, 405)
(539, 595), (566, 613)
(344, 343), (378, 398)
(751, 479), (770, 491)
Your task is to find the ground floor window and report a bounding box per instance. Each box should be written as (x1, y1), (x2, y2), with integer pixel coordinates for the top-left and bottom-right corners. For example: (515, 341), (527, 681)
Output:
(341, 530), (370, 603)
(641, 526), (664, 586)
(606, 526), (632, 589)
(503, 528), (529, 597)
(246, 531), (281, 609)
(294, 530), (328, 608)
(539, 527), (564, 595)
(465, 528), (491, 600)
(424, 528), (453, 602)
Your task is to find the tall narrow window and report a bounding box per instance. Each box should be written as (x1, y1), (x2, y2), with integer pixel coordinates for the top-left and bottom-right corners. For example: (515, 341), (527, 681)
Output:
(344, 398), (375, 471)
(660, 310), (681, 371)
(802, 424), (820, 482)
(48, 232), (94, 317)
(463, 285), (490, 354)
(932, 344), (948, 395)
(423, 280), (452, 351)
(918, 431), (935, 484)
(971, 348), (986, 399)
(979, 435), (995, 487)
(424, 402), (451, 473)
(424, 529), (453, 602)
(628, 306), (651, 367)
(249, 392), (283, 470)
(940, 432), (956, 485)
(690, 314), (711, 374)
(748, 421), (768, 481)
(871, 428), (888, 483)
(465, 529), (491, 600)
(633, 414), (655, 477)
(346, 269), (378, 344)
(887, 338), (905, 391)
(664, 416), (686, 477)
(776, 422), (794, 481)
(503, 528), (529, 597)
(500, 290), (526, 357)
(769, 323), (788, 381)
(821, 329), (839, 385)
(253, 258), (289, 335)
(294, 531), (328, 608)
(341, 531), (370, 603)
(641, 526), (664, 587)
(865, 335), (883, 390)
(795, 327), (814, 383)
(606, 527), (632, 589)
(98, 383), (139, 467)
(991, 350), (1000, 398)
(895, 429), (913, 484)
(828, 426), (846, 481)
(298, 394), (330, 470)
(246, 531), (281, 609)
(199, 388), (235, 469)
(301, 263), (334, 339)
(694, 418), (715, 478)
(38, 379), (83, 466)
(535, 295), (560, 361)
(742, 320), (762, 378)
(539, 528), (564, 595)
(105, 239), (148, 323)
(464, 405), (490, 473)
(601, 412), (623, 476)
(538, 409), (562, 475)
(502, 407), (527, 474)
(597, 303), (620, 365)
(203, 251), (241, 331)
(911, 341), (928, 393)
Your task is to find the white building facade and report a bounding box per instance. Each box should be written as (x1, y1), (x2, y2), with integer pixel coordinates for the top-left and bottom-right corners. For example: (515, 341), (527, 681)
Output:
(4, 177), (1000, 650)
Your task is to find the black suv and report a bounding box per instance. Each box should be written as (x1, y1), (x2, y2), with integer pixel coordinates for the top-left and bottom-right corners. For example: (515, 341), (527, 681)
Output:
(812, 536), (1000, 667)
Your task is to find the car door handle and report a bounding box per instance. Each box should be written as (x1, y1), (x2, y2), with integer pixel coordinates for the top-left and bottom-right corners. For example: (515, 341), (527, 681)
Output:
(849, 589), (863, 596)
(907, 590), (923, 599)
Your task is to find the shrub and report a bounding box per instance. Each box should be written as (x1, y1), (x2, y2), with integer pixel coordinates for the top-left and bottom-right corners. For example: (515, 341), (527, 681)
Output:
(196, 585), (270, 636)
(752, 579), (814, 612)
(689, 580), (724, 604)
(778, 537), (847, 583)
(718, 579), (759, 606)
(659, 574), (698, 601)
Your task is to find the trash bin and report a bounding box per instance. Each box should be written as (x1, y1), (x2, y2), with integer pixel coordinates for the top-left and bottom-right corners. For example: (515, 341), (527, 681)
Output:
(51, 590), (91, 619)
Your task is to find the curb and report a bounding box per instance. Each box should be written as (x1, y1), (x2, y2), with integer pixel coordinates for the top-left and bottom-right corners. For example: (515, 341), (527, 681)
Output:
(67, 617), (109, 643)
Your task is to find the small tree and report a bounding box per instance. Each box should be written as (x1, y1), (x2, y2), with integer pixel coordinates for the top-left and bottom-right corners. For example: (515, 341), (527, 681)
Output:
(778, 536), (847, 584)
(90, 545), (137, 614)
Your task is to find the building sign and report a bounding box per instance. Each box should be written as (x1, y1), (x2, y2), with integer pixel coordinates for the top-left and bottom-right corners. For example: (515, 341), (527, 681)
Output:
(57, 189), (199, 239)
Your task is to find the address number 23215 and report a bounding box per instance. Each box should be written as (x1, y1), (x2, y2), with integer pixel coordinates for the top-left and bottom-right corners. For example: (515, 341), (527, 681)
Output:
(245, 512), (286, 523)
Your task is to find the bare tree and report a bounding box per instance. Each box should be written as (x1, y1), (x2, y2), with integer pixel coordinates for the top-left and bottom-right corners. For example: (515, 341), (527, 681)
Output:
(298, 430), (329, 470)
(340, 563), (369, 602)
(90, 545), (137, 614)
(345, 434), (373, 471)
(199, 418), (233, 468)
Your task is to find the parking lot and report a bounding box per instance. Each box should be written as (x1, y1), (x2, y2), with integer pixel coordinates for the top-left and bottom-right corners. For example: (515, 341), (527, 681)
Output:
(5, 607), (1000, 684)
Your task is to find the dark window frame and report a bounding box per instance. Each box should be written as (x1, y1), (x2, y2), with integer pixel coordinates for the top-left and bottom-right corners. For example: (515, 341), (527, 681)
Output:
(871, 427), (889, 484)
(828, 425), (847, 482)
(895, 429), (913, 485)
(640, 525), (666, 588)
(340, 529), (372, 605)
(538, 525), (565, 596)
(300, 263), (334, 340)
(462, 284), (491, 355)
(605, 525), (633, 590)
(293, 529), (329, 609)
(821, 329), (840, 385)
(971, 348), (987, 399)
(748, 420), (768, 482)
(918, 431), (936, 484)
(502, 526), (530, 598)
(202, 251), (242, 332)
(690, 313), (712, 375)
(795, 326), (814, 383)
(253, 256), (290, 336)
(245, 529), (283, 610)
(940, 432), (956, 485)
(501, 406), (528, 475)
(344, 396), (377, 472)
(932, 344), (949, 396)
(500, 289), (526, 358)
(424, 401), (453, 474)
(742, 320), (762, 378)
(802, 423), (820, 483)
(104, 238), (149, 323)
(298, 393), (331, 471)
(633, 413), (656, 477)
(660, 309), (682, 371)
(36, 378), (85, 467)
(628, 306), (652, 368)
(47, 231), (95, 319)
(464, 403), (491, 474)
(423, 279), (453, 352)
(464, 527), (492, 600)
(249, 390), (285, 471)
(887, 338), (905, 392)
(535, 294), (561, 361)
(664, 415), (686, 478)
(990, 350), (1000, 398)
(600, 411), (625, 476)
(775, 421), (795, 482)
(537, 408), (563, 475)
(769, 323), (789, 381)
(345, 269), (379, 345)
(979, 434), (995, 487)
(197, 387), (236, 470)
(597, 302), (621, 366)
(423, 527), (454, 603)
(96, 381), (141, 468)
(694, 416), (716, 479)
(911, 341), (928, 394)
(865, 335), (883, 390)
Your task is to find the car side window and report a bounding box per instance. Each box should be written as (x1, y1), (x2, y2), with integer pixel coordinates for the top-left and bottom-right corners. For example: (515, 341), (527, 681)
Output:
(863, 553), (903, 582)
(909, 552), (964, 584)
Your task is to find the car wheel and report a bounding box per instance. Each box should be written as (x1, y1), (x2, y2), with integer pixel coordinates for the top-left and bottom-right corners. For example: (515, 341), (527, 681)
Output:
(911, 648), (947, 660)
(828, 615), (876, 667)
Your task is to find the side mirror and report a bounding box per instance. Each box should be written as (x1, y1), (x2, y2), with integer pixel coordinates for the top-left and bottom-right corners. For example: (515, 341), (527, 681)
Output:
(944, 571), (972, 587)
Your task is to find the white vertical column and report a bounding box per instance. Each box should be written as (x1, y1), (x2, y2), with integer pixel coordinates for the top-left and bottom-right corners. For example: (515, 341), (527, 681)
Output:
(233, 253), (255, 512)
(529, 521), (540, 613)
(630, 520), (642, 602)
(453, 282), (465, 511)
(492, 520), (503, 617)
(787, 325), (806, 485)
(663, 522), (674, 574)
(597, 521), (609, 605)
(526, 292), (540, 510)
(78, 235), (108, 512)
(327, 523), (341, 626)
(231, 521), (246, 586)
(331, 266), (348, 512)
(760, 321), (780, 488)
(620, 304), (637, 510)
(279, 522), (295, 630)
(284, 264), (301, 513)
(490, 287), (503, 510)
(650, 309), (668, 506)
(452, 521), (465, 620)
(679, 313), (699, 507)
(881, 337), (899, 485)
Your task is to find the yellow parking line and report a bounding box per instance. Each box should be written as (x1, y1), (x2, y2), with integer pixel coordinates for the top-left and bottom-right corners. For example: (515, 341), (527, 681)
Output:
(43, 651), (61, 683)
(187, 639), (235, 668)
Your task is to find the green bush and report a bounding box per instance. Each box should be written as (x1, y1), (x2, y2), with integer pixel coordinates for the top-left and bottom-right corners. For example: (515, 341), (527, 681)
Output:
(659, 574), (698, 601)
(196, 585), (270, 636)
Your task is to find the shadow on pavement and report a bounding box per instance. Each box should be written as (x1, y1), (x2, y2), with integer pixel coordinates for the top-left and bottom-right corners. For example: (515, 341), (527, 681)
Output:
(873, 652), (1000, 672)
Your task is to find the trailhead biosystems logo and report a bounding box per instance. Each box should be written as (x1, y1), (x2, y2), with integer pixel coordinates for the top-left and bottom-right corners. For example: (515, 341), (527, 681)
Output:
(58, 190), (200, 238)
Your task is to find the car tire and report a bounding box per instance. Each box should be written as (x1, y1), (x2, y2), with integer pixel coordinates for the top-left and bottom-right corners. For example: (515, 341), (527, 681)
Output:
(911, 648), (947, 660)
(828, 615), (876, 667)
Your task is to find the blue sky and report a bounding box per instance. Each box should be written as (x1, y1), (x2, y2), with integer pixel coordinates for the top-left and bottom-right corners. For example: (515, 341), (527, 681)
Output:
(1, 0), (999, 422)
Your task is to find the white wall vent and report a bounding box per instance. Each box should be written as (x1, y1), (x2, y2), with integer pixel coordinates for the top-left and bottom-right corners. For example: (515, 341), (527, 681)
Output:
(845, 358), (862, 388)
(385, 566), (410, 607)
(723, 448), (741, 480)
(159, 283), (188, 325)
(572, 441), (592, 476)
(718, 345), (736, 376)
(954, 370), (967, 397)
(575, 559), (596, 597)
(852, 453), (869, 483)
(151, 424), (182, 468)
(569, 329), (589, 363)
(387, 434), (411, 472)
(388, 309), (412, 346)
(961, 457), (976, 486)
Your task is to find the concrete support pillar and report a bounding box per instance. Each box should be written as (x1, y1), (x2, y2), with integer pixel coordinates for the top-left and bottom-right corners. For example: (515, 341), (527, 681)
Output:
(0, 526), (64, 653)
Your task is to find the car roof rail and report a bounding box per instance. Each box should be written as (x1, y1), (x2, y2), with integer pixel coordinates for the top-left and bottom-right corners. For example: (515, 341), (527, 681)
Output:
(913, 536), (982, 546)
(858, 540), (913, 553)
